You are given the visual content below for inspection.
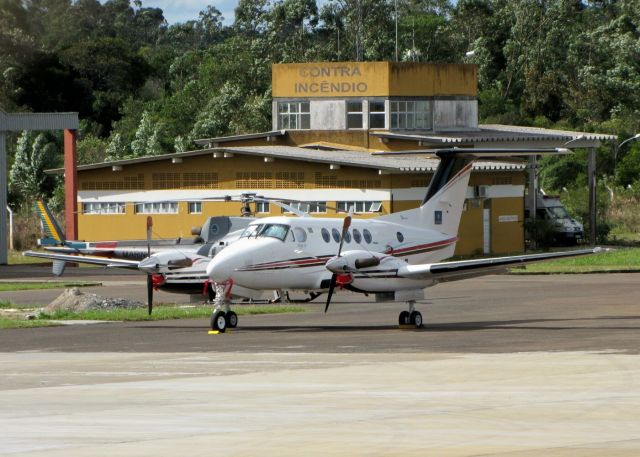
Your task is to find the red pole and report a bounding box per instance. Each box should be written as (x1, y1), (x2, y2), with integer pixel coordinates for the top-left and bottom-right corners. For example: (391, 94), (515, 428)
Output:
(63, 129), (78, 240)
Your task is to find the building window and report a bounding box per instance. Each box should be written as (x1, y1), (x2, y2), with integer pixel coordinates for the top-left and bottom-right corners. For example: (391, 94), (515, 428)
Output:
(282, 201), (327, 213)
(134, 202), (178, 214)
(278, 101), (310, 130)
(369, 101), (385, 128)
(336, 201), (382, 213)
(82, 202), (125, 214)
(255, 201), (270, 213)
(346, 101), (363, 129)
(390, 100), (431, 130)
(188, 202), (202, 214)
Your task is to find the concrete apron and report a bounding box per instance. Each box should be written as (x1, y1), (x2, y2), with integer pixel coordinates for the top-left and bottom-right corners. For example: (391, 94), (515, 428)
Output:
(1, 351), (639, 456)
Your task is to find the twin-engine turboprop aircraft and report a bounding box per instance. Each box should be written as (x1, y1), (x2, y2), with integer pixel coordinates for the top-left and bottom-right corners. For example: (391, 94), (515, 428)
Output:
(204, 148), (602, 332)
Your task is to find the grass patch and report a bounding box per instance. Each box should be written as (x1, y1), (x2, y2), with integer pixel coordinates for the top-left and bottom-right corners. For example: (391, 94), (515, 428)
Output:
(0, 317), (60, 329)
(38, 304), (307, 322)
(0, 282), (101, 292)
(0, 300), (14, 309)
(8, 250), (47, 265)
(512, 247), (640, 274)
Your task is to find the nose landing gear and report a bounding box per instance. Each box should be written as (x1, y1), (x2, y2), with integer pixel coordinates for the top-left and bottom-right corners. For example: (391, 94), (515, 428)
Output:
(398, 300), (422, 328)
(210, 280), (238, 333)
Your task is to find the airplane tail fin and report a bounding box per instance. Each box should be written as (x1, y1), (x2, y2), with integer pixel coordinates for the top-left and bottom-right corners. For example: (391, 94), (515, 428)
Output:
(377, 155), (473, 240)
(34, 200), (66, 246)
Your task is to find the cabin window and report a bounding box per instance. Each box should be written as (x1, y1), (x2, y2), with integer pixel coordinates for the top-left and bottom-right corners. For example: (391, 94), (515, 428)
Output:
(352, 228), (362, 244)
(344, 231), (351, 243)
(346, 101), (363, 129)
(82, 202), (125, 214)
(293, 227), (307, 242)
(434, 210), (442, 225)
(277, 101), (310, 130)
(396, 232), (404, 242)
(363, 229), (372, 244)
(369, 101), (385, 128)
(188, 202), (202, 214)
(134, 202), (178, 214)
(321, 228), (330, 243)
(331, 228), (341, 243)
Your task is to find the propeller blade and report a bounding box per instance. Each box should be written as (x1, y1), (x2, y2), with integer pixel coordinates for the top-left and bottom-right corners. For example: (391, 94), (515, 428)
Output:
(146, 216), (153, 257)
(325, 274), (337, 313)
(336, 213), (352, 257)
(146, 274), (153, 315)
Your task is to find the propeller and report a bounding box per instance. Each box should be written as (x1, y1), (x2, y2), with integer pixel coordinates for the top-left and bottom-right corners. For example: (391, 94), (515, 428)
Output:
(325, 212), (352, 313)
(146, 216), (153, 315)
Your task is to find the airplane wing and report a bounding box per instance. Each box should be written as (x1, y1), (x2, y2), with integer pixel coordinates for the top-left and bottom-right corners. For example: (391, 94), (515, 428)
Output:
(396, 248), (602, 282)
(23, 251), (141, 269)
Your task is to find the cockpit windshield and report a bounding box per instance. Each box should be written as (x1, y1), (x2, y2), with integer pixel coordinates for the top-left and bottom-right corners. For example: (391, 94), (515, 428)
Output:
(257, 223), (290, 241)
(239, 223), (290, 241)
(240, 224), (263, 238)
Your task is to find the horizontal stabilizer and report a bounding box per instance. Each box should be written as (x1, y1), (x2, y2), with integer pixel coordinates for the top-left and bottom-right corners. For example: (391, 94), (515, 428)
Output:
(23, 251), (141, 269)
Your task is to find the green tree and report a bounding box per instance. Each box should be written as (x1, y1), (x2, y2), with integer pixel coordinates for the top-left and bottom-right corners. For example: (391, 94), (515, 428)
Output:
(9, 131), (59, 205)
(131, 111), (163, 157)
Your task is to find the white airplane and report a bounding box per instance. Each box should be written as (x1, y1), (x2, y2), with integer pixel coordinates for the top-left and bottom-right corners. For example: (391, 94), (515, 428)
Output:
(204, 148), (602, 332)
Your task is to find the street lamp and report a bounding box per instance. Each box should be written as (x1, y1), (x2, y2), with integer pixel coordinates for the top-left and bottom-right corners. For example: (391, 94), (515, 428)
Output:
(614, 133), (640, 165)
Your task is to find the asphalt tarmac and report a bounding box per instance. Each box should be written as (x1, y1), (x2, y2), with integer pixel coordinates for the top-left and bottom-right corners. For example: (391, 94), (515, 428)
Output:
(1, 265), (640, 455)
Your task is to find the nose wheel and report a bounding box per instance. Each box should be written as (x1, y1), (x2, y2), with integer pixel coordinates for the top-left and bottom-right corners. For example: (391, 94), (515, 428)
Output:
(398, 301), (422, 328)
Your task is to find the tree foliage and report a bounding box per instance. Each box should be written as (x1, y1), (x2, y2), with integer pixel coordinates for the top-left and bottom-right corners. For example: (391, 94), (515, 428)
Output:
(1, 0), (640, 228)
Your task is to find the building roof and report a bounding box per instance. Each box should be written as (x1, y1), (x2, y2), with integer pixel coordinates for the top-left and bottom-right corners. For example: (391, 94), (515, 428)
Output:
(48, 144), (525, 174)
(372, 124), (616, 146)
(0, 108), (79, 131)
(194, 130), (286, 147)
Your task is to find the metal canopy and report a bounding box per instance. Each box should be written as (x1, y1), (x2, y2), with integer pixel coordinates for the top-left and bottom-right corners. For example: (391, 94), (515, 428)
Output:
(1, 108), (79, 264)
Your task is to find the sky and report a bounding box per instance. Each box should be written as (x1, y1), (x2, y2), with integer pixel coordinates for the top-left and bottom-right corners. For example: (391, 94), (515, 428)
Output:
(141, 0), (239, 25)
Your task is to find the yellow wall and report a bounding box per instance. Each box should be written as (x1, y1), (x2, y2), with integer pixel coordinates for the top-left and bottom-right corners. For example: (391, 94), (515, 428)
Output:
(272, 62), (477, 98)
(490, 197), (524, 253)
(77, 155), (524, 255)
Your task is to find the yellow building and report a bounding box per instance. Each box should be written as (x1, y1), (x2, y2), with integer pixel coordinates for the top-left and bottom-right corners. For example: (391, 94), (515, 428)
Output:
(54, 62), (614, 255)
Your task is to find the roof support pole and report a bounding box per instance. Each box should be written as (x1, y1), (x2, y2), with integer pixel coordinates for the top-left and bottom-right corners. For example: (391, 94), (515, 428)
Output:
(64, 129), (78, 240)
(527, 155), (538, 250)
(0, 132), (7, 264)
(588, 147), (597, 245)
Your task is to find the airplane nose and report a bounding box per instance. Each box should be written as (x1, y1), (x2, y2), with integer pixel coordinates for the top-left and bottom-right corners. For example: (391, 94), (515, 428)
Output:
(206, 254), (233, 282)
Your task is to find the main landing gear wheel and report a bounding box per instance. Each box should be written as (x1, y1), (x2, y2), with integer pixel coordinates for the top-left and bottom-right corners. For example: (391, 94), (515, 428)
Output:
(398, 311), (410, 326)
(211, 310), (227, 333)
(410, 311), (423, 328)
(226, 311), (238, 328)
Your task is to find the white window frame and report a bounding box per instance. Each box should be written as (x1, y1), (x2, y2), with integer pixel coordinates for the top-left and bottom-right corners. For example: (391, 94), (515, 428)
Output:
(188, 201), (202, 214)
(368, 100), (386, 129)
(82, 202), (125, 215)
(134, 202), (179, 214)
(277, 101), (310, 130)
(282, 201), (327, 214)
(390, 100), (431, 130)
(336, 201), (382, 213)
(255, 201), (270, 213)
(346, 101), (363, 129)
